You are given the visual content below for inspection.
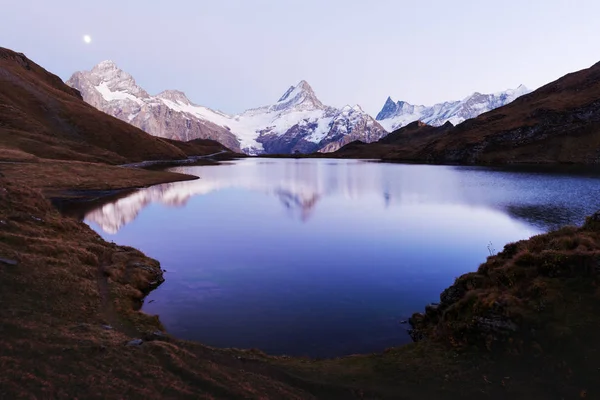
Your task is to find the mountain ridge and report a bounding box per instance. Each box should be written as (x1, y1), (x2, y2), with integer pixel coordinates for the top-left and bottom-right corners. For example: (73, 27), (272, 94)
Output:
(0, 47), (233, 164)
(376, 85), (531, 131)
(67, 63), (388, 155)
(330, 60), (600, 165)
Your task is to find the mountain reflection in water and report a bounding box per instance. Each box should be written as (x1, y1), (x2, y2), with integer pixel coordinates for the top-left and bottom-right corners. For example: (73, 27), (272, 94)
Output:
(84, 159), (600, 235)
(75, 158), (600, 357)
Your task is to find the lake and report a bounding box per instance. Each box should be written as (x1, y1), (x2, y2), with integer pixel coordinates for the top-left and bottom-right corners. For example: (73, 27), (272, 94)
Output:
(78, 158), (600, 357)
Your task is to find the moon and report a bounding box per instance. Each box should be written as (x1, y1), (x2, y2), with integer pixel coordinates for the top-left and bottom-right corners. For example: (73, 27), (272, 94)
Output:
(83, 35), (92, 44)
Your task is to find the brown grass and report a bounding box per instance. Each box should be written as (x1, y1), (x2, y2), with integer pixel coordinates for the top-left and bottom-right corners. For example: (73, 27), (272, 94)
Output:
(2, 160), (600, 398)
(0, 169), (366, 399)
(0, 159), (198, 195)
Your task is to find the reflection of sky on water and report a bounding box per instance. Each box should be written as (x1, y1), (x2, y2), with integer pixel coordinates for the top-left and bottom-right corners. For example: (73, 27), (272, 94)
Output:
(82, 158), (600, 357)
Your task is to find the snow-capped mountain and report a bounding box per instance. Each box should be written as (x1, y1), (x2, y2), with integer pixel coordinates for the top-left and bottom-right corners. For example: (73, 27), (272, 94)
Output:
(67, 62), (387, 154)
(376, 85), (531, 132)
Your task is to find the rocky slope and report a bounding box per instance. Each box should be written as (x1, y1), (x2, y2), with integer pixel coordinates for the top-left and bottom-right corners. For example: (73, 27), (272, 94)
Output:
(376, 85), (530, 131)
(0, 48), (231, 164)
(67, 63), (388, 154)
(66, 61), (242, 152)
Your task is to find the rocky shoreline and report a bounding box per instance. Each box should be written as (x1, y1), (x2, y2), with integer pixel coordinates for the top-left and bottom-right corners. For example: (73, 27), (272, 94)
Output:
(3, 162), (600, 397)
(408, 211), (600, 356)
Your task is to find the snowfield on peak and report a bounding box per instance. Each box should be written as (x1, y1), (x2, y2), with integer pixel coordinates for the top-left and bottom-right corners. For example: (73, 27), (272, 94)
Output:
(67, 62), (387, 154)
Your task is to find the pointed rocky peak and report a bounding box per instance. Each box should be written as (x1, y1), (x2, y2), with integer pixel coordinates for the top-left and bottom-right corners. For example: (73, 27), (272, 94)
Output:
(274, 80), (323, 111)
(90, 60), (133, 82)
(92, 60), (119, 72)
(278, 80), (316, 102)
(338, 104), (367, 117)
(513, 84), (530, 96)
(82, 60), (149, 100)
(376, 96), (402, 120)
(278, 86), (296, 102)
(157, 90), (192, 105)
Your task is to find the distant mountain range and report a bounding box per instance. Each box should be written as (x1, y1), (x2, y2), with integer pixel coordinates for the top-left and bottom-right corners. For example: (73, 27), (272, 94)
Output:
(67, 62), (388, 154)
(2, 44), (599, 167)
(375, 85), (531, 131)
(332, 60), (600, 165)
(67, 62), (532, 155)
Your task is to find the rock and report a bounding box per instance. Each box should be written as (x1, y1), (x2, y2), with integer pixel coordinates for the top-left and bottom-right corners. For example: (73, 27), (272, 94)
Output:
(425, 303), (440, 314)
(440, 285), (466, 306)
(407, 329), (426, 342)
(152, 331), (166, 339)
(474, 316), (518, 333)
(0, 258), (17, 266)
(131, 262), (155, 272)
(585, 211), (600, 230)
(408, 313), (425, 325)
(102, 325), (113, 330)
(126, 339), (143, 347)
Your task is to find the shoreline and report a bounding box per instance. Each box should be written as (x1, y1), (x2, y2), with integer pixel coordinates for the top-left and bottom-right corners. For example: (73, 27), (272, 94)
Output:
(3, 157), (600, 398)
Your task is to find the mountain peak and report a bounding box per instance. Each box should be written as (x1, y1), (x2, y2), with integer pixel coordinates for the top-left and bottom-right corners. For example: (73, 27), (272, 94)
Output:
(377, 85), (531, 131)
(157, 89), (191, 105)
(70, 60), (150, 101)
(376, 96), (402, 120)
(278, 80), (315, 102)
(274, 80), (323, 111)
(296, 79), (313, 91)
(93, 60), (119, 72)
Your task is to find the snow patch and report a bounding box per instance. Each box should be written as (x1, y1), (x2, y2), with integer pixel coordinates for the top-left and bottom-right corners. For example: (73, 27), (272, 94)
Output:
(95, 82), (144, 105)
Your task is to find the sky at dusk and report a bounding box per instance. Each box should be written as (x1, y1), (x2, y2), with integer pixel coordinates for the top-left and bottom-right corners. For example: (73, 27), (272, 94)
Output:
(3, 0), (600, 115)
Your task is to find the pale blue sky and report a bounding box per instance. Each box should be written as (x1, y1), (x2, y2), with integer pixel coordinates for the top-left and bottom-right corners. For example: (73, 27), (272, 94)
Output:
(2, 0), (599, 115)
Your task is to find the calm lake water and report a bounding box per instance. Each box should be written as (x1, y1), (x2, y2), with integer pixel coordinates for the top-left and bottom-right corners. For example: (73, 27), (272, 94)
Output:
(81, 158), (600, 357)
